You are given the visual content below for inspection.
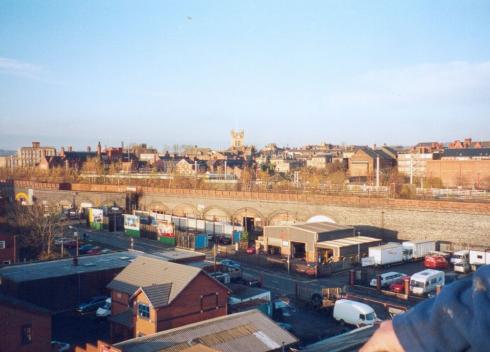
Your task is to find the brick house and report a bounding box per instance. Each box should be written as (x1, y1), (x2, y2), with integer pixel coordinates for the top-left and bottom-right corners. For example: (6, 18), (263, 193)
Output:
(0, 232), (15, 265)
(107, 256), (230, 342)
(348, 148), (397, 180)
(0, 293), (51, 352)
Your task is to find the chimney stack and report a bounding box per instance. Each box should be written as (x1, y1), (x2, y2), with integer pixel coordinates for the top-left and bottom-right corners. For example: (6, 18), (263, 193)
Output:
(68, 146), (73, 152)
(87, 146), (91, 152)
(32, 142), (40, 148)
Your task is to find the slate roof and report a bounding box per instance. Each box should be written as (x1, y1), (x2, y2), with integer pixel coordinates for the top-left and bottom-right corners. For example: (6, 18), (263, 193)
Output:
(357, 148), (395, 160)
(107, 256), (202, 305)
(138, 283), (172, 308)
(113, 310), (298, 352)
(442, 148), (490, 158)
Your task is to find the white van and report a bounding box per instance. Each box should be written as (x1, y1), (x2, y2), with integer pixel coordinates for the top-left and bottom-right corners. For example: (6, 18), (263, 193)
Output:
(333, 299), (377, 327)
(369, 272), (405, 288)
(410, 269), (445, 295)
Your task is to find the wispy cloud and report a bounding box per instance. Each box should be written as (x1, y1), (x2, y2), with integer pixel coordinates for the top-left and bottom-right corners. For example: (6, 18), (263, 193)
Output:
(325, 61), (490, 110)
(0, 56), (43, 79)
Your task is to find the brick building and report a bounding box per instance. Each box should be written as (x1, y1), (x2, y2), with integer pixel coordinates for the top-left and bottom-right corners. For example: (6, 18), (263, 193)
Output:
(107, 256), (230, 342)
(0, 232), (15, 265)
(348, 148), (397, 180)
(425, 159), (490, 189)
(0, 293), (52, 352)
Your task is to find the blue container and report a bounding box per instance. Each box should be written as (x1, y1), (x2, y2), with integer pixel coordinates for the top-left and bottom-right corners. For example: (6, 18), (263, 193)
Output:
(232, 230), (241, 244)
(194, 233), (209, 249)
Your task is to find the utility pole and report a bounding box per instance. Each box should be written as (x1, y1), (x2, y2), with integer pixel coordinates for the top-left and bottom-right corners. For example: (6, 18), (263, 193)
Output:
(376, 155), (380, 188)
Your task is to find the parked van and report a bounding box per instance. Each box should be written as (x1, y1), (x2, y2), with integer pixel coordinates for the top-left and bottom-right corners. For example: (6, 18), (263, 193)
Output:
(369, 272), (405, 288)
(333, 299), (378, 327)
(410, 269), (445, 295)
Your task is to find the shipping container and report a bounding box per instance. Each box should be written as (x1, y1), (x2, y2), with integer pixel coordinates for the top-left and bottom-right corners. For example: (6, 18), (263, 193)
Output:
(194, 233), (209, 250)
(232, 230), (241, 244)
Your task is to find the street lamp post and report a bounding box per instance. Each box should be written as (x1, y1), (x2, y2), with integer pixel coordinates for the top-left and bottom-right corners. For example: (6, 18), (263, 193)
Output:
(74, 231), (79, 257)
(357, 231), (361, 263)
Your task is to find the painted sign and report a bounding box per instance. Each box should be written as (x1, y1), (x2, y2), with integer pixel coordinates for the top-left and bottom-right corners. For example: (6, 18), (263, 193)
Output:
(157, 220), (174, 238)
(89, 208), (104, 230)
(124, 214), (141, 237)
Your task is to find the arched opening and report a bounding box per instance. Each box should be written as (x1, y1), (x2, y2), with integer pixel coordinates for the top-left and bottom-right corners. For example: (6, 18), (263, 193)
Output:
(202, 206), (231, 222)
(232, 207), (265, 238)
(267, 210), (302, 226)
(172, 203), (199, 218)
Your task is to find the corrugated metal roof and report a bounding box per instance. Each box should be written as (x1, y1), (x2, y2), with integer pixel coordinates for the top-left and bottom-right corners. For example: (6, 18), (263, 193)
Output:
(290, 222), (353, 234)
(114, 310), (297, 352)
(107, 256), (201, 304)
(316, 236), (381, 249)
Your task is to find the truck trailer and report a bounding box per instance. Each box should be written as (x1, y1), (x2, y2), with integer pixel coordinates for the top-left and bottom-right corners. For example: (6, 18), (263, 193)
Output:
(402, 240), (436, 261)
(366, 243), (404, 266)
(469, 249), (490, 272)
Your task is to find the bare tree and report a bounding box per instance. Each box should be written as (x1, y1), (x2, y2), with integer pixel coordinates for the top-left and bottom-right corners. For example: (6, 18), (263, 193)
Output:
(7, 203), (65, 260)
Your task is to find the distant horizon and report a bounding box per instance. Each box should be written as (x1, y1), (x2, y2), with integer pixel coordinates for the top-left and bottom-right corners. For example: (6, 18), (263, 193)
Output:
(1, 133), (488, 152)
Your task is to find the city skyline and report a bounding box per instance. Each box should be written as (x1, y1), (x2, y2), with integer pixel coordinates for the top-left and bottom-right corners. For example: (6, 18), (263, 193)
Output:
(1, 1), (490, 149)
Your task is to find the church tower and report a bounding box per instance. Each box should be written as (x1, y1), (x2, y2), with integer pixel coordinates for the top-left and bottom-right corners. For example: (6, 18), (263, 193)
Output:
(230, 129), (244, 149)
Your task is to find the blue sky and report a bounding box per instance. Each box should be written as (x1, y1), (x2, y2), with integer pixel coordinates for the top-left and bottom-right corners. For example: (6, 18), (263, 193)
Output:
(0, 0), (489, 150)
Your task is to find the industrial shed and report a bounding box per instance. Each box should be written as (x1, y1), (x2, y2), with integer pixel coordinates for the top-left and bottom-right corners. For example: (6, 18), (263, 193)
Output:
(260, 222), (356, 263)
(316, 236), (381, 261)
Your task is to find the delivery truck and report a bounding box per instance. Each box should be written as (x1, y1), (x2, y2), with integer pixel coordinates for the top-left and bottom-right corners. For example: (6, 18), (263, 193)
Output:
(365, 243), (404, 266)
(402, 240), (436, 261)
(469, 249), (490, 272)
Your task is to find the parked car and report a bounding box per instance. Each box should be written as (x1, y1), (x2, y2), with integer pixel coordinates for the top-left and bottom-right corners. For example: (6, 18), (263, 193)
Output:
(424, 255), (449, 269)
(236, 276), (262, 287)
(273, 299), (295, 319)
(76, 296), (108, 314)
(246, 247), (256, 255)
(221, 259), (240, 267)
(51, 341), (70, 352)
(79, 244), (94, 255)
(389, 276), (410, 293)
(369, 272), (405, 288)
(54, 237), (77, 248)
(333, 299), (378, 327)
(100, 249), (112, 254)
(86, 246), (101, 255)
(96, 298), (111, 318)
(218, 236), (232, 245)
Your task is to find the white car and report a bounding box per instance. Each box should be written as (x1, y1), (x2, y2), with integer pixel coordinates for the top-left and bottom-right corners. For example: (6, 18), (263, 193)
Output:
(370, 272), (405, 288)
(96, 298), (111, 318)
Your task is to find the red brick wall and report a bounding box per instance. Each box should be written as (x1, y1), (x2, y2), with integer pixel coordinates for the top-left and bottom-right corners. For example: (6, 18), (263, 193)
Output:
(0, 233), (15, 264)
(155, 272), (228, 332)
(0, 303), (51, 352)
(426, 160), (490, 189)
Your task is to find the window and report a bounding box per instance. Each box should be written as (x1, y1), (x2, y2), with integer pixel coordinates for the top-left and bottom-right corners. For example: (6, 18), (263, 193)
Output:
(21, 325), (32, 345)
(138, 303), (150, 319)
(359, 314), (366, 320)
(0, 241), (5, 249)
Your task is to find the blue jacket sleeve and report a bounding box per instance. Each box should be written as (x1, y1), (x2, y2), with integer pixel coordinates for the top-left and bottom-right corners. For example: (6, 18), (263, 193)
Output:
(393, 265), (490, 352)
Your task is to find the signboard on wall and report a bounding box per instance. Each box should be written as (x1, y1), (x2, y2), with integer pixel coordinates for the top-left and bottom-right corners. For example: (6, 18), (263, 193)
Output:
(124, 214), (140, 231)
(157, 221), (174, 238)
(89, 208), (104, 230)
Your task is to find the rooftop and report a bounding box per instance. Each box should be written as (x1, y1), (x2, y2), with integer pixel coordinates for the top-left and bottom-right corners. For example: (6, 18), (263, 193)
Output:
(0, 249), (204, 283)
(113, 310), (297, 352)
(290, 222), (353, 234)
(107, 256), (202, 304)
(316, 236), (381, 249)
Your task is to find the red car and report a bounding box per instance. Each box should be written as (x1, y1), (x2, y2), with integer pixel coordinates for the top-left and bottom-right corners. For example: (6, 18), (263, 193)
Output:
(389, 276), (410, 293)
(424, 255), (449, 269)
(246, 247), (256, 255)
(86, 246), (101, 255)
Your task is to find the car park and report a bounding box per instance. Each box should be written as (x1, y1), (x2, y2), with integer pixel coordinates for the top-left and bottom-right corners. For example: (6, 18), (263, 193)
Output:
(369, 272), (405, 288)
(76, 296), (108, 314)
